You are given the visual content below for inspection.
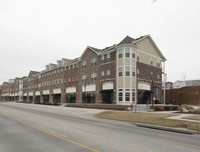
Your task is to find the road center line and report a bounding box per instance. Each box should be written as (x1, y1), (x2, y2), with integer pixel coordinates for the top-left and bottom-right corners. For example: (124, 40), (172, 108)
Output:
(0, 112), (99, 152)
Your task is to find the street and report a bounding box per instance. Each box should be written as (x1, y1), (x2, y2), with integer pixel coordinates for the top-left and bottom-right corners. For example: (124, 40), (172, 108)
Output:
(0, 102), (200, 152)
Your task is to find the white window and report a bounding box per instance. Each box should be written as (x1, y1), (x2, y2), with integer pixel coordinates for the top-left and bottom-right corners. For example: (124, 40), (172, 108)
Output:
(157, 74), (160, 82)
(107, 53), (110, 60)
(107, 70), (110, 78)
(125, 48), (130, 57)
(118, 89), (123, 101)
(82, 61), (87, 69)
(101, 71), (105, 79)
(118, 48), (123, 59)
(118, 67), (123, 77)
(82, 75), (86, 83)
(157, 59), (161, 67)
(151, 56), (153, 65)
(76, 64), (78, 71)
(132, 48), (136, 58)
(137, 52), (140, 61)
(101, 55), (105, 63)
(91, 73), (97, 82)
(125, 89), (130, 101)
(68, 78), (70, 84)
(91, 58), (97, 67)
(137, 69), (140, 75)
(125, 66), (130, 76)
(132, 67), (136, 77)
(73, 64), (75, 71)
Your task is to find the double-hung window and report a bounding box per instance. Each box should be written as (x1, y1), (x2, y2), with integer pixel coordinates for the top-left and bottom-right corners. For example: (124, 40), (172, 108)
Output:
(82, 75), (86, 83)
(132, 48), (136, 58)
(125, 89), (130, 101)
(91, 58), (97, 67)
(82, 61), (87, 69)
(101, 71), (105, 80)
(125, 48), (130, 57)
(91, 73), (97, 82)
(107, 70), (110, 78)
(118, 67), (123, 77)
(132, 67), (136, 77)
(118, 48), (123, 59)
(125, 66), (130, 76)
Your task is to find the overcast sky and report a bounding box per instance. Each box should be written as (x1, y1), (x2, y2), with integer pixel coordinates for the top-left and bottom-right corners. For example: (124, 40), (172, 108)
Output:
(0, 0), (200, 84)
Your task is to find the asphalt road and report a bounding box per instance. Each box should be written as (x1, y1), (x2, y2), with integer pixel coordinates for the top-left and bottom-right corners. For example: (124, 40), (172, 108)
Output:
(0, 102), (200, 152)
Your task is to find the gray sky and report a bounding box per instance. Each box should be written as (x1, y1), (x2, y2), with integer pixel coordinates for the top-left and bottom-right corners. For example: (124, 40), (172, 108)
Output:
(0, 0), (200, 84)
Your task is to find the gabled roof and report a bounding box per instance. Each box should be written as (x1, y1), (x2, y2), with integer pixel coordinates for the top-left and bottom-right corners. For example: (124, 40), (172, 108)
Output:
(79, 46), (102, 60)
(118, 36), (135, 45)
(28, 71), (40, 77)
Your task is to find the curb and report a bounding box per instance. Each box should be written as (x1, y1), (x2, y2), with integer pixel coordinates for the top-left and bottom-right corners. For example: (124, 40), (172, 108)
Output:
(135, 123), (199, 135)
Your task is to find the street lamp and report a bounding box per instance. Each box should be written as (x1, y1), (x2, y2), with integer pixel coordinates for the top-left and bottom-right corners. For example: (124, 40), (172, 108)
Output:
(151, 74), (154, 109)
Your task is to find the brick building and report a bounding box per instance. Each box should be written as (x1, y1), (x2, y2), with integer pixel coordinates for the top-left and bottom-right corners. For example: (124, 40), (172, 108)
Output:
(0, 35), (166, 105)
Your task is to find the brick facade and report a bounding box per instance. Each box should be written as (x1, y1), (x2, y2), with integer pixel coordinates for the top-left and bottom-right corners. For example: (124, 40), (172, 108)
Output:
(0, 35), (166, 105)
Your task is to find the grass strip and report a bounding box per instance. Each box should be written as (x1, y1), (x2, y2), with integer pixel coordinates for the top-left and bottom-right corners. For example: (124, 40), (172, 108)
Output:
(95, 111), (200, 131)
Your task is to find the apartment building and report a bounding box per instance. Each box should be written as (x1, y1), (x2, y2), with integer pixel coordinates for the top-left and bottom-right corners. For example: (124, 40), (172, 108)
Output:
(0, 35), (166, 105)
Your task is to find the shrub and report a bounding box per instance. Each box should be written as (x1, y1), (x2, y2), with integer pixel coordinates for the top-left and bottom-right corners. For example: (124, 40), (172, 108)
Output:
(196, 108), (200, 114)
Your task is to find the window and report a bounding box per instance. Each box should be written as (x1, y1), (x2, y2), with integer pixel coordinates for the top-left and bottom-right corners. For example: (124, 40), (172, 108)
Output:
(151, 72), (153, 79)
(125, 89), (130, 101)
(91, 73), (97, 82)
(68, 78), (71, 85)
(101, 55), (105, 63)
(101, 71), (105, 79)
(107, 53), (110, 61)
(137, 52), (140, 61)
(132, 48), (136, 58)
(68, 65), (71, 72)
(137, 69), (140, 76)
(91, 58), (97, 67)
(157, 74), (160, 82)
(157, 59), (161, 67)
(107, 70), (110, 78)
(151, 56), (153, 65)
(118, 89), (123, 101)
(72, 77), (75, 84)
(76, 64), (78, 71)
(125, 66), (130, 76)
(118, 48), (123, 59)
(132, 89), (135, 102)
(82, 75), (86, 83)
(76, 77), (78, 83)
(57, 69), (59, 74)
(132, 67), (136, 77)
(118, 67), (123, 77)
(64, 79), (66, 85)
(82, 61), (87, 69)
(125, 48), (130, 57)
(73, 64), (75, 71)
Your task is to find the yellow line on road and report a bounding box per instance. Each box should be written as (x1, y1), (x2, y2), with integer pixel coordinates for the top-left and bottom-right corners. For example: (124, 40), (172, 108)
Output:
(0, 112), (99, 152)
(38, 127), (66, 137)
